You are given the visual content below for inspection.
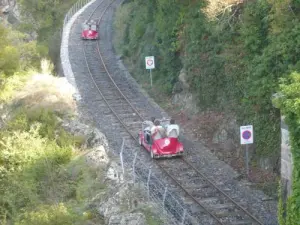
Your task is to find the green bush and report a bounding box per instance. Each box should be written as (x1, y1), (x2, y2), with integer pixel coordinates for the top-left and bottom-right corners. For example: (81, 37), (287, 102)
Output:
(0, 123), (73, 219)
(0, 24), (20, 76)
(6, 108), (83, 148)
(0, 124), (47, 179)
(0, 25), (42, 76)
(17, 0), (78, 64)
(0, 71), (31, 103)
(0, 108), (103, 223)
(15, 203), (85, 225)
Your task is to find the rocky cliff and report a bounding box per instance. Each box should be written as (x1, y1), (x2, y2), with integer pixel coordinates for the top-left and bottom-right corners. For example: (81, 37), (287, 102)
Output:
(0, 0), (19, 24)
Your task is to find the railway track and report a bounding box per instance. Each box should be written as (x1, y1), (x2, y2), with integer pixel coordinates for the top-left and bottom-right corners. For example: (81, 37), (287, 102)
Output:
(75, 0), (266, 224)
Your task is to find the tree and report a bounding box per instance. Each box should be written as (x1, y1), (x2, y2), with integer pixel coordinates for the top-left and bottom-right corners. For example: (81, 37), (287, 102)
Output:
(0, 24), (20, 76)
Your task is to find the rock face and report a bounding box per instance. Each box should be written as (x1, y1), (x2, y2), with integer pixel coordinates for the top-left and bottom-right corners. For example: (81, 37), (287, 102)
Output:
(172, 68), (277, 171)
(61, 117), (111, 167)
(172, 68), (199, 114)
(98, 182), (147, 225)
(0, 0), (15, 8)
(0, 0), (19, 24)
(108, 213), (146, 225)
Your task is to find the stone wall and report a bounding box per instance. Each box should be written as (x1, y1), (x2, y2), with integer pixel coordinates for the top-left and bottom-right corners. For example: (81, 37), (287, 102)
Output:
(280, 116), (293, 198)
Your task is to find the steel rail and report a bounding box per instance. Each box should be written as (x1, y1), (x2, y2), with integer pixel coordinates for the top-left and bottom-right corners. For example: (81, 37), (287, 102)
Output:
(181, 158), (264, 225)
(79, 0), (264, 224)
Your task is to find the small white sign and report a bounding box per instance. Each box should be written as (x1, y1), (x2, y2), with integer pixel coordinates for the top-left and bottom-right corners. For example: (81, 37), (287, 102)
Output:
(240, 125), (253, 145)
(145, 56), (155, 69)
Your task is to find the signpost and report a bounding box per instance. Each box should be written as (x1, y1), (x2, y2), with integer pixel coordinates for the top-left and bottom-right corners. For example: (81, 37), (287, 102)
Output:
(240, 125), (253, 178)
(145, 56), (155, 87)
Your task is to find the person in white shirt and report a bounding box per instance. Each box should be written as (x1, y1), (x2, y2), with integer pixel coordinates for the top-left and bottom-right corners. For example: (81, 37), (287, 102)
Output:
(151, 119), (166, 141)
(143, 117), (155, 143)
(166, 119), (180, 138)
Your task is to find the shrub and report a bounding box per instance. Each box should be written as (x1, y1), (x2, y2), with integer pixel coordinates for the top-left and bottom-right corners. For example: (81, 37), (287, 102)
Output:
(0, 71), (32, 103)
(15, 203), (85, 225)
(0, 124), (47, 179)
(0, 111), (103, 222)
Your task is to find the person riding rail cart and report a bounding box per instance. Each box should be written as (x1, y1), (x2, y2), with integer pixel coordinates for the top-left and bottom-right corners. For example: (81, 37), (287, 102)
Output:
(143, 117), (155, 144)
(151, 119), (166, 141)
(139, 117), (184, 158)
(166, 119), (180, 138)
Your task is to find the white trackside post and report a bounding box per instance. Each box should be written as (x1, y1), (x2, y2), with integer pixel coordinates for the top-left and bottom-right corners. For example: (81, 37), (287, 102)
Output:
(147, 169), (152, 200)
(163, 187), (168, 210)
(240, 125), (253, 180)
(150, 69), (152, 87)
(145, 56), (155, 87)
(181, 209), (187, 225)
(132, 152), (138, 183)
(120, 138), (125, 174)
(246, 144), (249, 178)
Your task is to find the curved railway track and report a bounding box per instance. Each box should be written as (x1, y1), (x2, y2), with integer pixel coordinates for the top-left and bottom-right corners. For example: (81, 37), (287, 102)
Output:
(77, 0), (265, 224)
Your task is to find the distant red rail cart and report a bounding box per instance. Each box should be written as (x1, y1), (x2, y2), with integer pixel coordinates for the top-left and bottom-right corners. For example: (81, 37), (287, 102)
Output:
(81, 20), (99, 40)
(138, 118), (184, 159)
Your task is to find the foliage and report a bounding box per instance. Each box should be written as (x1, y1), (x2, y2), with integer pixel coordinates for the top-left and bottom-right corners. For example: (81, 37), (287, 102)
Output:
(114, 3), (135, 54)
(17, 0), (78, 63)
(0, 45), (20, 75)
(0, 71), (31, 103)
(274, 72), (300, 224)
(17, 0), (72, 41)
(0, 25), (20, 76)
(0, 24), (41, 76)
(113, 0), (189, 94)
(15, 203), (86, 225)
(0, 107), (104, 223)
(0, 1), (107, 224)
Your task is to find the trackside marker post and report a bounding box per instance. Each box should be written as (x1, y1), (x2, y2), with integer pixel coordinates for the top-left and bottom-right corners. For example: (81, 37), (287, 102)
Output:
(132, 152), (138, 183)
(147, 169), (152, 200)
(240, 125), (253, 179)
(150, 69), (152, 87)
(145, 56), (155, 87)
(120, 137), (125, 175)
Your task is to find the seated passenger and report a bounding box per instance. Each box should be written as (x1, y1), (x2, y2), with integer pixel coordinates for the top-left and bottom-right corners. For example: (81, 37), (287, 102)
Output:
(166, 119), (180, 138)
(143, 117), (155, 143)
(151, 119), (166, 141)
(144, 117), (155, 128)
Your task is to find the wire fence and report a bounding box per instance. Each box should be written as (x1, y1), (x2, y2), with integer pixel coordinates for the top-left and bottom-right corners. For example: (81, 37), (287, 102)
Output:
(63, 0), (93, 26)
(61, 0), (97, 93)
(118, 137), (196, 225)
